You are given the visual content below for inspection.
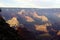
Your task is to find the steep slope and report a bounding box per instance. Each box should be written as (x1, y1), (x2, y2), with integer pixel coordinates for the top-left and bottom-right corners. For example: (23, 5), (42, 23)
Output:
(0, 15), (22, 40)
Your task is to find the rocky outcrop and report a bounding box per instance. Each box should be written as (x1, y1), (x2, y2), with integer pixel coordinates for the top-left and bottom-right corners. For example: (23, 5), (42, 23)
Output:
(0, 15), (22, 40)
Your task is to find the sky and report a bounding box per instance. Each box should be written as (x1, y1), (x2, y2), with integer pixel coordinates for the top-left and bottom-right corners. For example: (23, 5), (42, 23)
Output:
(0, 0), (60, 8)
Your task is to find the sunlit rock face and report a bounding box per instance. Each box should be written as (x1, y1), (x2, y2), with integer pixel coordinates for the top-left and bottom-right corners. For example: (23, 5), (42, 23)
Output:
(0, 15), (21, 40)
(41, 15), (48, 22)
(6, 17), (19, 30)
(35, 24), (48, 32)
(17, 10), (35, 22)
(33, 12), (41, 19)
(33, 12), (48, 22)
(35, 23), (52, 32)
(57, 31), (60, 35)
(24, 16), (34, 22)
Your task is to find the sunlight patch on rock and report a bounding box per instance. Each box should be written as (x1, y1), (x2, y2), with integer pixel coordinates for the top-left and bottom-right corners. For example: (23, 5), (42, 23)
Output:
(33, 12), (48, 22)
(35, 24), (48, 32)
(6, 17), (19, 27)
(57, 31), (60, 35)
(35, 23), (52, 32)
(25, 16), (34, 22)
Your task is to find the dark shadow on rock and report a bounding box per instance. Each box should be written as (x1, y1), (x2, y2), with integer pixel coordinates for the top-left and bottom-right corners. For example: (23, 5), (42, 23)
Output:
(47, 24), (60, 40)
(0, 9), (23, 40)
